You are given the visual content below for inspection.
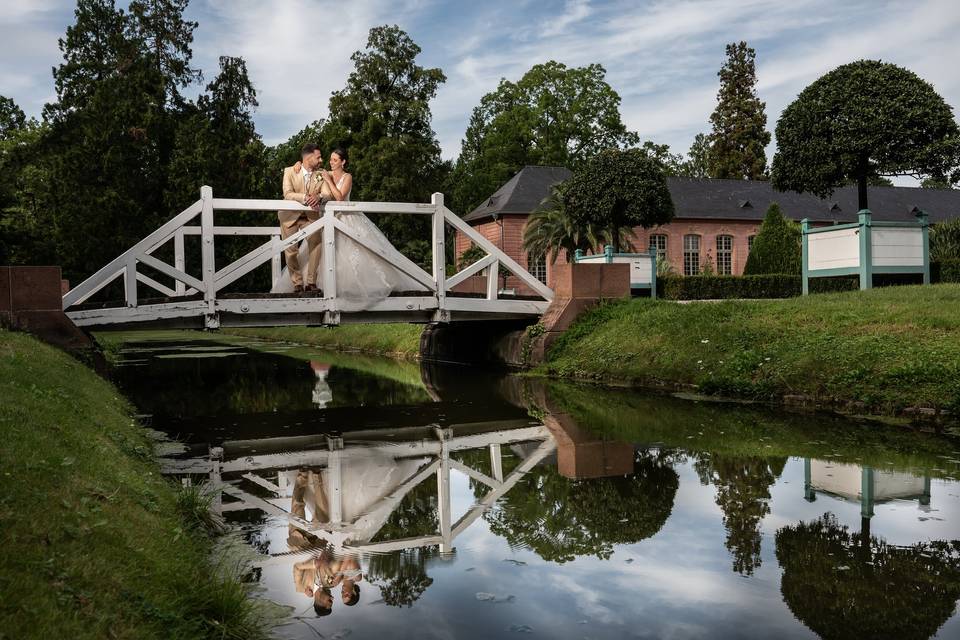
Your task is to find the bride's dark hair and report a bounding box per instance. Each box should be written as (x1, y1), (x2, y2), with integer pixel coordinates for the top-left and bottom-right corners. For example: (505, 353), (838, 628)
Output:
(332, 147), (349, 168)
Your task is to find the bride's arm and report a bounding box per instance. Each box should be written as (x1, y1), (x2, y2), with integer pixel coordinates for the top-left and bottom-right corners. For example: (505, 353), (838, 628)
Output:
(322, 172), (351, 201)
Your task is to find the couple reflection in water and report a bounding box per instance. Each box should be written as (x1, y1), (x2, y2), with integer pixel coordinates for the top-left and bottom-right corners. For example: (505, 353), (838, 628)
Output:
(287, 469), (362, 617)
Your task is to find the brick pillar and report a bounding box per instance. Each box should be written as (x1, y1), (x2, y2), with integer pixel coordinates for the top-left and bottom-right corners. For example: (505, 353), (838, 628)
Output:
(527, 262), (630, 365)
(0, 266), (91, 351)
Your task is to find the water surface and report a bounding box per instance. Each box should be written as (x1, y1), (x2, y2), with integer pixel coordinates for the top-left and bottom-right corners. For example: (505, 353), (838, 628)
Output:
(109, 331), (960, 640)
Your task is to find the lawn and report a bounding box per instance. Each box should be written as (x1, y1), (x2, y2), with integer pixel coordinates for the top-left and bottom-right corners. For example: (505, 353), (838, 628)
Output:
(0, 330), (274, 639)
(540, 284), (960, 417)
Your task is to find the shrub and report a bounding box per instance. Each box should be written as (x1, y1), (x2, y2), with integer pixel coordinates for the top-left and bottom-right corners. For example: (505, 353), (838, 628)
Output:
(743, 203), (801, 275)
(931, 218), (960, 262)
(657, 274), (858, 300)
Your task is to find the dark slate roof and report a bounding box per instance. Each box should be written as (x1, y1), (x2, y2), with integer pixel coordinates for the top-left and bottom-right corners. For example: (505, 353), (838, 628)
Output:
(462, 166), (960, 224)
(463, 166), (572, 221)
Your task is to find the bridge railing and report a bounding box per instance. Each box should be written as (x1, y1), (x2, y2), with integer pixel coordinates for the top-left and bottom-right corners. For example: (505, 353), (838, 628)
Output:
(62, 186), (553, 326)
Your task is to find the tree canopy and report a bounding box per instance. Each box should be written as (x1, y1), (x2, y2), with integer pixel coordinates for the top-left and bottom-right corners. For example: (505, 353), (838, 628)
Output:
(771, 60), (960, 210)
(776, 513), (960, 640)
(482, 449), (679, 563)
(707, 42), (771, 180)
(563, 148), (674, 251)
(449, 61), (637, 213)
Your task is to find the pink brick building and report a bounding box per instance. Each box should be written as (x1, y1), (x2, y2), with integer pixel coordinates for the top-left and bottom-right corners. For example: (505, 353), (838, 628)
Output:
(454, 166), (960, 294)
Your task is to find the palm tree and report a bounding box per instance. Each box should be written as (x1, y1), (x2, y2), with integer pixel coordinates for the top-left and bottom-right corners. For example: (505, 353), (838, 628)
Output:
(522, 185), (634, 264)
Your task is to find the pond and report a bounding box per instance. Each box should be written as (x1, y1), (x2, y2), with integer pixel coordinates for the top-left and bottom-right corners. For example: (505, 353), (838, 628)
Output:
(107, 331), (960, 640)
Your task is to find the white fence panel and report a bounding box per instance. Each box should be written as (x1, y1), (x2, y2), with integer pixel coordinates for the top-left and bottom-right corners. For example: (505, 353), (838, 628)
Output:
(808, 228), (859, 270)
(872, 228), (923, 267)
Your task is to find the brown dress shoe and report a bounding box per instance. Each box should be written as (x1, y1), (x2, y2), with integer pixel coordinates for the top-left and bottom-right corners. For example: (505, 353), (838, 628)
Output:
(293, 284), (304, 293)
(304, 284), (318, 293)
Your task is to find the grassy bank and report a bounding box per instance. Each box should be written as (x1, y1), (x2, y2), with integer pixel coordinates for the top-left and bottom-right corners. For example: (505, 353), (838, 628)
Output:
(0, 330), (272, 639)
(539, 284), (960, 418)
(224, 323), (424, 359)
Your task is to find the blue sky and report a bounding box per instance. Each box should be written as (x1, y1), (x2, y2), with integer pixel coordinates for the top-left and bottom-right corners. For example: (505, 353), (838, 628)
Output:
(3, 0), (959, 180)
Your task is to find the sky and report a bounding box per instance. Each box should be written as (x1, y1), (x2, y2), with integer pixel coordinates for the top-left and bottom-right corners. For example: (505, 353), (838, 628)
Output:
(2, 0), (960, 181)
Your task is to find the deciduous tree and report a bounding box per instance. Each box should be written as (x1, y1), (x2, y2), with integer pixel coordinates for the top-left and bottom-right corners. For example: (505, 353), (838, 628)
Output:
(450, 61), (638, 213)
(322, 25), (448, 263)
(772, 60), (960, 210)
(563, 148), (674, 252)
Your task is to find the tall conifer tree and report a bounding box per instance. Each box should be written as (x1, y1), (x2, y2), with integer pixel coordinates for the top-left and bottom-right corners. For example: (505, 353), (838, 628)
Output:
(707, 42), (771, 180)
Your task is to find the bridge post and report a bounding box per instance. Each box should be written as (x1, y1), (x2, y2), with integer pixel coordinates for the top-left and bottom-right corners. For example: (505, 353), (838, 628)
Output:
(322, 208), (339, 325)
(200, 186), (219, 329)
(431, 193), (448, 323)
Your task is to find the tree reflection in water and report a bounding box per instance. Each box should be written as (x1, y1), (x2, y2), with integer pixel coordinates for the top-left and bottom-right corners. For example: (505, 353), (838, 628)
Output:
(477, 448), (679, 563)
(776, 513), (960, 640)
(366, 475), (440, 606)
(695, 454), (787, 575)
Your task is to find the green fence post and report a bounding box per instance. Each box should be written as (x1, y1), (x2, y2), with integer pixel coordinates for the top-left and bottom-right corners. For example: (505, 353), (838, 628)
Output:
(604, 244), (613, 264)
(858, 210), (873, 290)
(861, 466), (875, 519)
(803, 458), (815, 502)
(917, 209), (930, 285)
(574, 248), (583, 263)
(801, 218), (810, 296)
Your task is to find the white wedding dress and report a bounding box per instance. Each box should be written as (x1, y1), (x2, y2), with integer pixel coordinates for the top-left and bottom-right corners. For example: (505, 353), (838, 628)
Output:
(271, 176), (428, 310)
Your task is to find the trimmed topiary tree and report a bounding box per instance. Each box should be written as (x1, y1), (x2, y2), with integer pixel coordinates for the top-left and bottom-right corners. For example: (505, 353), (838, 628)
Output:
(772, 60), (960, 211)
(743, 203), (801, 275)
(563, 148), (674, 252)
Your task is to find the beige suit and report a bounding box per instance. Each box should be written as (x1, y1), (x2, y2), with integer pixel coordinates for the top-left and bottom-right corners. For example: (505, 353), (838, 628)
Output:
(280, 166), (326, 287)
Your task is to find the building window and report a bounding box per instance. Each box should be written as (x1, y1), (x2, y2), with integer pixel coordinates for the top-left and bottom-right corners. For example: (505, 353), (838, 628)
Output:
(716, 235), (733, 275)
(649, 234), (667, 261)
(683, 235), (700, 276)
(527, 253), (547, 284)
(747, 235), (756, 252)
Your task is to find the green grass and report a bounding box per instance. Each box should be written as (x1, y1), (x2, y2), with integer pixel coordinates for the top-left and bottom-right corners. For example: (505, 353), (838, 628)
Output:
(0, 330), (275, 639)
(223, 324), (424, 359)
(539, 284), (960, 418)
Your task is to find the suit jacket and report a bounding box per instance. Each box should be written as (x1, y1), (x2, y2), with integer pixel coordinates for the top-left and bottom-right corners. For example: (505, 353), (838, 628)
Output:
(279, 166), (325, 228)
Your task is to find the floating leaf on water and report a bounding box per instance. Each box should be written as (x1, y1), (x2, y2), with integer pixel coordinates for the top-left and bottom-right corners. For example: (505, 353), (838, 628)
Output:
(503, 559), (527, 566)
(509, 625), (533, 633)
(625, 558), (634, 564)
(465, 567), (475, 572)
(476, 592), (497, 601)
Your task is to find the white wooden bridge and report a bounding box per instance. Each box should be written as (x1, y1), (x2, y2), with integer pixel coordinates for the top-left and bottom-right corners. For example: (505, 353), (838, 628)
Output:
(62, 187), (554, 330)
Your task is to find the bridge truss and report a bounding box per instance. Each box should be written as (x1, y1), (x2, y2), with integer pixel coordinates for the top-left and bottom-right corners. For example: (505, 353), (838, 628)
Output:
(62, 187), (554, 329)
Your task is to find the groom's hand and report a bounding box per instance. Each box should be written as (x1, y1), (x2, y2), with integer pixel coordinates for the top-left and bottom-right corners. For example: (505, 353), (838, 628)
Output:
(305, 194), (320, 208)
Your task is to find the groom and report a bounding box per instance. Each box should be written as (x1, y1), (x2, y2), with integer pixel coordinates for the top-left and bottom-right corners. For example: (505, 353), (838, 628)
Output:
(280, 143), (325, 292)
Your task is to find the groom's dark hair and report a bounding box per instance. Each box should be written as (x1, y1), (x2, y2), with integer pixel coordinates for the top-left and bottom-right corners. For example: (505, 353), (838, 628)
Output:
(300, 143), (320, 157)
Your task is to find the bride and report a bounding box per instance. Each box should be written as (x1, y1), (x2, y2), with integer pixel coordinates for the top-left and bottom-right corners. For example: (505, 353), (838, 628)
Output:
(271, 147), (428, 309)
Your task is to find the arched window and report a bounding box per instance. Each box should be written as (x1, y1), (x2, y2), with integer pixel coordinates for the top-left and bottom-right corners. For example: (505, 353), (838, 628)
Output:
(716, 235), (733, 275)
(527, 253), (547, 284)
(683, 235), (701, 276)
(649, 234), (668, 261)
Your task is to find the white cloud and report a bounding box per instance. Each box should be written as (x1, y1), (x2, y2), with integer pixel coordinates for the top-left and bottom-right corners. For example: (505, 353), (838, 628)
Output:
(541, 0), (593, 37)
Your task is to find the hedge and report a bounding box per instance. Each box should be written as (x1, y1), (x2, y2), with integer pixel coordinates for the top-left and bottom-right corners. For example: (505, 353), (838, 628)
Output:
(933, 259), (960, 283)
(655, 274), (858, 300)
